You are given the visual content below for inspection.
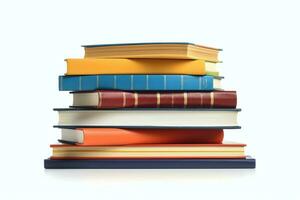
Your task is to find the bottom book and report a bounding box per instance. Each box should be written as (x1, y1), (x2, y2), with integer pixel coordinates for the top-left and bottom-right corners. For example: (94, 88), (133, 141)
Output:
(44, 156), (255, 169)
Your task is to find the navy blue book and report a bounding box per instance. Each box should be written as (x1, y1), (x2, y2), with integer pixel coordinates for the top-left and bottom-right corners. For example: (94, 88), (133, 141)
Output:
(44, 157), (255, 169)
(59, 75), (222, 92)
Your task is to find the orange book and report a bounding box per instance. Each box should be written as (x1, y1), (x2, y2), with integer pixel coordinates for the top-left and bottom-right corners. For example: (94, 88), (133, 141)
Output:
(64, 58), (217, 75)
(59, 128), (224, 146)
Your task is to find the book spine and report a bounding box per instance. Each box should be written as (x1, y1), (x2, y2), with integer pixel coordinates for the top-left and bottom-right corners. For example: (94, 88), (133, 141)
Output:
(59, 75), (214, 91)
(80, 128), (224, 145)
(97, 91), (236, 108)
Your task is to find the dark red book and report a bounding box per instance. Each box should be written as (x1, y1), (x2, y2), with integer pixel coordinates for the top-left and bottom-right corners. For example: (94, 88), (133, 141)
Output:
(72, 90), (237, 109)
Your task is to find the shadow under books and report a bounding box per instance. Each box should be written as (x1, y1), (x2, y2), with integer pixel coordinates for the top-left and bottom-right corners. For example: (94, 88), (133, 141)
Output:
(44, 169), (255, 182)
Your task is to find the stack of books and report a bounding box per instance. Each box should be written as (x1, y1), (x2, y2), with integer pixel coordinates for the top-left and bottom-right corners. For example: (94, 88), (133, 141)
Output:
(44, 42), (256, 169)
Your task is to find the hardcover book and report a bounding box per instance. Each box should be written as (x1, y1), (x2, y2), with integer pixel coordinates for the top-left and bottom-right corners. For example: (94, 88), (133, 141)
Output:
(83, 42), (221, 62)
(65, 58), (219, 76)
(59, 128), (224, 145)
(54, 108), (241, 129)
(59, 75), (222, 91)
(50, 143), (246, 159)
(72, 90), (236, 108)
(44, 157), (256, 169)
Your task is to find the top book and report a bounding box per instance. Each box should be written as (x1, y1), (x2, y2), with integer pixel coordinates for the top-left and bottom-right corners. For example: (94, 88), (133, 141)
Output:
(83, 42), (221, 62)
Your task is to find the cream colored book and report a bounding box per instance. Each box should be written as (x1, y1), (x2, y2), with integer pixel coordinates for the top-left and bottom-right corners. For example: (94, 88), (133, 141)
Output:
(54, 108), (240, 129)
(50, 143), (246, 159)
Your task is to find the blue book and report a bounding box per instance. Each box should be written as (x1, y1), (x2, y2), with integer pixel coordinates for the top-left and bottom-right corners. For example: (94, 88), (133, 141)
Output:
(44, 157), (255, 169)
(59, 75), (221, 91)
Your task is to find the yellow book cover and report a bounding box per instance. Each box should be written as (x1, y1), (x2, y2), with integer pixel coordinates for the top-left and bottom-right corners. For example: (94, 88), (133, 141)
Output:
(65, 58), (210, 75)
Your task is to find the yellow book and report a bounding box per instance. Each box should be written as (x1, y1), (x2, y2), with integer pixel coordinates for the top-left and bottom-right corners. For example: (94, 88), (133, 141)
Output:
(83, 42), (221, 62)
(51, 143), (245, 159)
(65, 58), (219, 76)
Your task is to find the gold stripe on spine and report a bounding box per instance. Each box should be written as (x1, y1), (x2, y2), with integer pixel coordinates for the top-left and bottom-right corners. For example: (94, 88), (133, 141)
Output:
(134, 93), (138, 107)
(122, 92), (126, 107)
(210, 92), (214, 107)
(183, 92), (188, 107)
(98, 91), (102, 108)
(157, 93), (160, 107)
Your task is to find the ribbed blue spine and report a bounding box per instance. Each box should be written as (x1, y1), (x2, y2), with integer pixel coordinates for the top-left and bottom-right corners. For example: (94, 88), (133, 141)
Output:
(59, 75), (214, 91)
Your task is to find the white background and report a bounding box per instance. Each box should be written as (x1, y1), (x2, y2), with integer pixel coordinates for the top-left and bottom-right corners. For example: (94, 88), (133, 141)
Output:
(0, 0), (299, 199)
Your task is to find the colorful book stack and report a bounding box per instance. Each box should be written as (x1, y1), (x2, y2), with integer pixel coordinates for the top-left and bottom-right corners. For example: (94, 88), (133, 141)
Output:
(44, 42), (256, 169)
